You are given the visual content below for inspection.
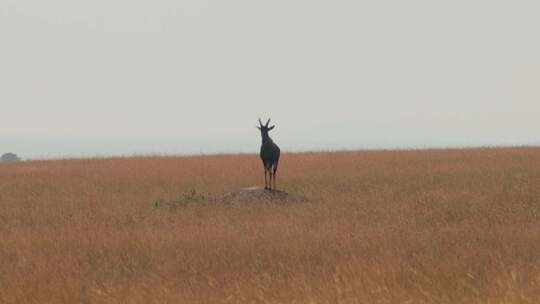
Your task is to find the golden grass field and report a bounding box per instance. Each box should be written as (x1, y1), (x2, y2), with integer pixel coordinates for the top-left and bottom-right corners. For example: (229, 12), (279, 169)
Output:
(1, 147), (540, 303)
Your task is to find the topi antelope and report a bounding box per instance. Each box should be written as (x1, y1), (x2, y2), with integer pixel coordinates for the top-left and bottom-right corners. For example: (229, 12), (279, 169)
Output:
(257, 118), (281, 190)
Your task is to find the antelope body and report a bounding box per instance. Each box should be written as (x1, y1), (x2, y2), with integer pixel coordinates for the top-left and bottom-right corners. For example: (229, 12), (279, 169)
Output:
(257, 118), (280, 190)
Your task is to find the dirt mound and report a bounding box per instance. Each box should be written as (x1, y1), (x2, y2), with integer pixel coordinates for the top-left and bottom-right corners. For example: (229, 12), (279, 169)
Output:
(222, 187), (308, 203)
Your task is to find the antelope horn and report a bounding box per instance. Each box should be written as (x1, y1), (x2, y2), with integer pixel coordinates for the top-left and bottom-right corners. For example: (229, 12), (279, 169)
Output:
(265, 118), (271, 127)
(258, 118), (263, 126)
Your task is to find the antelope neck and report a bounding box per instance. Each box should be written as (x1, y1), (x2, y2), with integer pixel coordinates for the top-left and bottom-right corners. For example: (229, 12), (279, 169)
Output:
(261, 133), (273, 145)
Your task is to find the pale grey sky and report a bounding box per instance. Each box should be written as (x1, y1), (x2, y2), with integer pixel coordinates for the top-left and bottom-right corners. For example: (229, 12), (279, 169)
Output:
(1, 0), (539, 159)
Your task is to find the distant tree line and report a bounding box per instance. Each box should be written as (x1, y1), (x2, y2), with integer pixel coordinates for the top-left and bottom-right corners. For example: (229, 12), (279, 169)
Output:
(1, 152), (20, 161)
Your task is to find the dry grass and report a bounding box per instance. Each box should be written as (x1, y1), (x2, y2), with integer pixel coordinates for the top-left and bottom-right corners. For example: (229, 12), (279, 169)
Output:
(1, 147), (540, 303)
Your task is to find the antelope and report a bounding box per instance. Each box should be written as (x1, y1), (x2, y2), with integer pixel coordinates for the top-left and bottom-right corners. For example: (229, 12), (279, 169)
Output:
(257, 118), (280, 190)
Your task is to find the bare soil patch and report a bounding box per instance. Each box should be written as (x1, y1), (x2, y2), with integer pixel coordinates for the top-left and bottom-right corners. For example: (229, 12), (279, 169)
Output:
(222, 186), (308, 203)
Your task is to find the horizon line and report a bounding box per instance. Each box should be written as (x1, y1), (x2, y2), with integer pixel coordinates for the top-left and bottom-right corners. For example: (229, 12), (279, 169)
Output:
(6, 144), (539, 162)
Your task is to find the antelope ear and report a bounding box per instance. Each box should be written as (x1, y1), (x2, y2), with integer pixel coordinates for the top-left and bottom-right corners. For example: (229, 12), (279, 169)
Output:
(256, 126), (261, 130)
(268, 125), (275, 130)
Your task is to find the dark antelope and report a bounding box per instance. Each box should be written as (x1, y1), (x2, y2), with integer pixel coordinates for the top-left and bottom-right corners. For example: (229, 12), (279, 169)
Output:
(257, 118), (281, 190)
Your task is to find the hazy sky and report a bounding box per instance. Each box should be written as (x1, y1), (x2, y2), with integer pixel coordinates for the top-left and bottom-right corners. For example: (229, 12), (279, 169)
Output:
(1, 0), (539, 159)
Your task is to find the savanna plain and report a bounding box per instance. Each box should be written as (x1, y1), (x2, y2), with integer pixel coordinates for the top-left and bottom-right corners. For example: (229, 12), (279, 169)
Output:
(1, 147), (540, 304)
